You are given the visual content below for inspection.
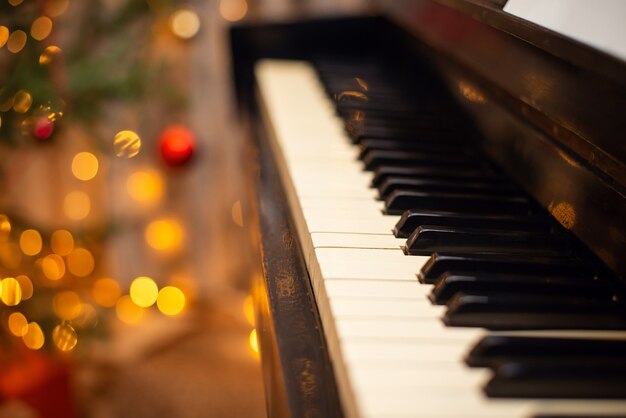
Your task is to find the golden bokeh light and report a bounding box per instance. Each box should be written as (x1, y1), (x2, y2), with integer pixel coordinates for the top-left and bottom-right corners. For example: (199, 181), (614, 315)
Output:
(129, 276), (158, 308)
(231, 200), (244, 227)
(7, 30), (27, 53)
(71, 151), (99, 181)
(0, 242), (22, 269)
(45, 0), (69, 17)
(113, 130), (141, 158)
(42, 254), (66, 281)
(19, 229), (42, 256)
(1, 278), (22, 306)
(145, 218), (184, 253)
(64, 191), (91, 220)
(243, 295), (255, 326)
(39, 45), (62, 65)
(126, 169), (164, 205)
(13, 90), (33, 113)
(249, 328), (259, 354)
(0, 26), (8, 48)
(51, 229), (74, 256)
(22, 322), (45, 350)
(66, 247), (95, 277)
(15, 275), (33, 300)
(220, 0), (248, 22)
(31, 16), (53, 41)
(8, 312), (28, 337)
(116, 295), (144, 325)
(91, 277), (121, 307)
(156, 286), (185, 316)
(9, 0), (24, 5)
(0, 214), (11, 240)
(53, 323), (78, 351)
(53, 290), (82, 320)
(170, 8), (200, 39)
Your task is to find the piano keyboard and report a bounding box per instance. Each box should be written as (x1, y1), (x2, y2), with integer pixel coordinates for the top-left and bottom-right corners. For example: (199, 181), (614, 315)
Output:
(255, 59), (626, 418)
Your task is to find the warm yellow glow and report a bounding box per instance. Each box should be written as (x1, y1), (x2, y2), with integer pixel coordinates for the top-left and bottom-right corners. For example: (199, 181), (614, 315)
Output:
(71, 152), (99, 181)
(53, 323), (77, 351)
(66, 247), (95, 277)
(31, 16), (53, 41)
(126, 169), (164, 204)
(45, 0), (69, 17)
(170, 8), (200, 39)
(39, 45), (62, 65)
(0, 26), (8, 48)
(13, 90), (32, 113)
(53, 291), (82, 320)
(231, 200), (244, 227)
(145, 218), (184, 252)
(19, 229), (42, 256)
(0, 214), (11, 240)
(156, 286), (185, 316)
(22, 322), (45, 350)
(51, 229), (74, 256)
(249, 328), (259, 354)
(7, 30), (27, 53)
(550, 201), (576, 230)
(0, 242), (22, 269)
(458, 81), (486, 104)
(64, 191), (91, 220)
(113, 130), (141, 158)
(220, 0), (248, 22)
(42, 254), (66, 280)
(91, 277), (121, 307)
(130, 276), (158, 308)
(116, 295), (144, 325)
(15, 275), (33, 300)
(243, 295), (255, 326)
(9, 0), (24, 5)
(1, 277), (21, 306)
(8, 312), (28, 337)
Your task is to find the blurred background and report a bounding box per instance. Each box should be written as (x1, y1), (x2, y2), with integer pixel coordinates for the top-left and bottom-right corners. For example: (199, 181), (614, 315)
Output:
(0, 0), (370, 417)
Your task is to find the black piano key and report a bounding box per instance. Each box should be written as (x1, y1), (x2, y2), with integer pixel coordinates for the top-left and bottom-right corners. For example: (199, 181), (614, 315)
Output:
(418, 253), (597, 284)
(384, 190), (531, 215)
(362, 150), (479, 171)
(430, 272), (617, 305)
(444, 292), (626, 330)
(372, 166), (496, 186)
(466, 335), (626, 368)
(485, 359), (626, 398)
(405, 226), (571, 257)
(358, 138), (469, 159)
(378, 177), (519, 199)
(351, 125), (458, 142)
(393, 210), (553, 238)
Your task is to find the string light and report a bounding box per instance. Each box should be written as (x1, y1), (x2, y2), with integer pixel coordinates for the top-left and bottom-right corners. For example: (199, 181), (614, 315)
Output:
(220, 0), (248, 22)
(71, 152), (99, 181)
(42, 254), (66, 281)
(91, 277), (121, 307)
(39, 45), (62, 65)
(7, 30), (27, 53)
(52, 323), (78, 351)
(53, 291), (82, 320)
(156, 286), (186, 316)
(19, 229), (42, 256)
(113, 130), (141, 158)
(0, 215), (11, 241)
(249, 328), (259, 354)
(51, 229), (74, 256)
(116, 295), (144, 325)
(31, 16), (53, 41)
(8, 312), (28, 337)
(22, 322), (45, 350)
(64, 191), (91, 220)
(145, 218), (183, 253)
(129, 276), (158, 308)
(169, 8), (200, 40)
(67, 247), (95, 277)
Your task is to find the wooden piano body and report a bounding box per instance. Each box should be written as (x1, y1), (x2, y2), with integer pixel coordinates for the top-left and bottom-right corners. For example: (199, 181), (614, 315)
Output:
(230, 1), (626, 417)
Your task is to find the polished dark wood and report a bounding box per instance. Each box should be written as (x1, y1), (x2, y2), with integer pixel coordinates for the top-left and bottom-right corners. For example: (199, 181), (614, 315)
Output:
(249, 107), (344, 418)
(381, 0), (626, 280)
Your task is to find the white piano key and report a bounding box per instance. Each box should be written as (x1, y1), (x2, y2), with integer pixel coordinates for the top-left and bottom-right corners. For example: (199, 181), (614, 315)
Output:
(311, 232), (404, 249)
(328, 298), (445, 319)
(325, 279), (431, 299)
(315, 247), (429, 281)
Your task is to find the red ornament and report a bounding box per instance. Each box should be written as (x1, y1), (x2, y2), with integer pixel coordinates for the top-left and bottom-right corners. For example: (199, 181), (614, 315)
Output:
(33, 117), (54, 140)
(159, 125), (196, 167)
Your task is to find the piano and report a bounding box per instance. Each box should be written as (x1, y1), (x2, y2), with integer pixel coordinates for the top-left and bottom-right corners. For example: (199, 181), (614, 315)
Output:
(230, 1), (626, 417)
